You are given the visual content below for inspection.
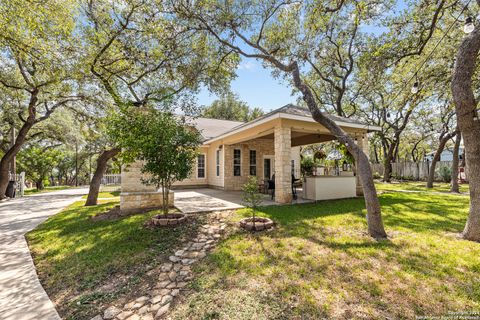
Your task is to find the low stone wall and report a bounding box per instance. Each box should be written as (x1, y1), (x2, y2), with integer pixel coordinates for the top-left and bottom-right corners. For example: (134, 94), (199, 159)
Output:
(120, 191), (174, 212)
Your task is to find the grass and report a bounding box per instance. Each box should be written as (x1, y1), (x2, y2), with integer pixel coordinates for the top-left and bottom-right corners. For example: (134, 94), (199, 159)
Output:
(169, 191), (480, 320)
(375, 181), (470, 194)
(24, 185), (73, 195)
(81, 191), (120, 199)
(26, 198), (202, 319)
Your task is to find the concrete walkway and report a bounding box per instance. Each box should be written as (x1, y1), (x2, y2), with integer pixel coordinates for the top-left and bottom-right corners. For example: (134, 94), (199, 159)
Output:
(0, 188), (88, 320)
(174, 188), (312, 213)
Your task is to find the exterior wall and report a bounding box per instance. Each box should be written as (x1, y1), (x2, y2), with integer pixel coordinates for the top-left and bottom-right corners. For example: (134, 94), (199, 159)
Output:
(121, 161), (156, 192)
(172, 146), (209, 187)
(121, 191), (174, 212)
(223, 138), (274, 190)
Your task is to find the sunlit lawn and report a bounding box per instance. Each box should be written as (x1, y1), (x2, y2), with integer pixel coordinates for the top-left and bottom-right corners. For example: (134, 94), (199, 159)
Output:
(26, 199), (202, 319)
(375, 181), (470, 194)
(24, 185), (73, 195)
(81, 191), (120, 199)
(170, 191), (479, 320)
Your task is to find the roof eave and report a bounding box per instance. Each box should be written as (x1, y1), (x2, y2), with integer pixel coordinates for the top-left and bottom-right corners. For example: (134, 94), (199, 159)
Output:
(202, 112), (379, 145)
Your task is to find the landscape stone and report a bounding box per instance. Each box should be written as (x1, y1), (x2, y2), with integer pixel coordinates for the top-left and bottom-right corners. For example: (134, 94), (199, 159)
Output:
(160, 263), (173, 272)
(140, 313), (154, 320)
(160, 295), (173, 306)
(103, 306), (121, 319)
(117, 310), (134, 320)
(171, 289), (180, 297)
(155, 303), (171, 318)
(90, 315), (103, 320)
(169, 255), (181, 263)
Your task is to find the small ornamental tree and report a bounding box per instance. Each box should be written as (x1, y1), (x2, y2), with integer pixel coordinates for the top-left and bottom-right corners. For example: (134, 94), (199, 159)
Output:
(109, 107), (201, 214)
(241, 176), (263, 230)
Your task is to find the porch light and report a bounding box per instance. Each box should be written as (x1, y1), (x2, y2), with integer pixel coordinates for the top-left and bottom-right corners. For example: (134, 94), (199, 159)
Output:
(411, 81), (419, 94)
(464, 17), (474, 34)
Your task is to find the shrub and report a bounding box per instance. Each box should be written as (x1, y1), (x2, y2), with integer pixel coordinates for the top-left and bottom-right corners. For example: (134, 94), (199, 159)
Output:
(438, 166), (452, 183)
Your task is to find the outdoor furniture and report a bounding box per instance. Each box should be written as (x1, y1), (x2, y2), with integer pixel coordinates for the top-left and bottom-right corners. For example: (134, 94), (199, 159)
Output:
(267, 179), (275, 200)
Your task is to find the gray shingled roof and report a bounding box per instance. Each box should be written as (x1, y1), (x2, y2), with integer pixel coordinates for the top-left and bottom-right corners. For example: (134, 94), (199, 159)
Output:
(190, 104), (373, 142)
(188, 117), (244, 140)
(220, 104), (369, 133)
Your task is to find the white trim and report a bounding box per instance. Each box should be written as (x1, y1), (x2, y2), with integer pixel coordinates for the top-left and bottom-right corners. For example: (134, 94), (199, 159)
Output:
(196, 153), (207, 179)
(263, 155), (275, 180)
(202, 112), (380, 145)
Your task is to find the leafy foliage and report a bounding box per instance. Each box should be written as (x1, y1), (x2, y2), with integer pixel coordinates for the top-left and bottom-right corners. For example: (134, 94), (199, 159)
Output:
(242, 176), (263, 222)
(108, 107), (201, 214)
(202, 92), (264, 122)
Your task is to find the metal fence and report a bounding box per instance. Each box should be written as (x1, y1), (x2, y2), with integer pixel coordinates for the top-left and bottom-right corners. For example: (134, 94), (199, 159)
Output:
(370, 161), (456, 181)
(100, 174), (121, 185)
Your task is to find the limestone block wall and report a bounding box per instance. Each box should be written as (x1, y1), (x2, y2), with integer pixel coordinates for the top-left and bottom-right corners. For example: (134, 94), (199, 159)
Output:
(172, 146), (210, 188)
(120, 191), (174, 212)
(274, 126), (293, 203)
(121, 161), (156, 192)
(223, 138), (274, 190)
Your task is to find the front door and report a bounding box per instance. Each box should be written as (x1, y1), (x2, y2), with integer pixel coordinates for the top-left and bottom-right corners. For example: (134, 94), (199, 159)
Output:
(263, 156), (274, 180)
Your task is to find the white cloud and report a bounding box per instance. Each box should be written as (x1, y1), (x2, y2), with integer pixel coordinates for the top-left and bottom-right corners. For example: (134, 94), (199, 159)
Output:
(238, 60), (257, 71)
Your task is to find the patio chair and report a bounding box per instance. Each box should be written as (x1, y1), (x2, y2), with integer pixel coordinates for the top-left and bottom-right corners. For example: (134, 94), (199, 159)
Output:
(267, 179), (275, 200)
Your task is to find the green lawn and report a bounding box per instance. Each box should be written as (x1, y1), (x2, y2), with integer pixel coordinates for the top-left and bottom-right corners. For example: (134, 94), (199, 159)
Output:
(375, 181), (470, 194)
(81, 191), (120, 199)
(28, 188), (480, 320)
(24, 185), (73, 195)
(26, 199), (202, 319)
(169, 192), (480, 320)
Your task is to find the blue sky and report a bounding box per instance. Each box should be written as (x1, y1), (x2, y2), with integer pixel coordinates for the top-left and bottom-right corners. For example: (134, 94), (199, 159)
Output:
(197, 59), (298, 112)
(196, 1), (408, 112)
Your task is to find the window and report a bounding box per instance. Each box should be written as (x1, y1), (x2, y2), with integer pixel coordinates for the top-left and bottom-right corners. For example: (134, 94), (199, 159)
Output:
(216, 149), (220, 177)
(197, 154), (205, 178)
(249, 150), (257, 176)
(291, 160), (295, 176)
(233, 149), (241, 176)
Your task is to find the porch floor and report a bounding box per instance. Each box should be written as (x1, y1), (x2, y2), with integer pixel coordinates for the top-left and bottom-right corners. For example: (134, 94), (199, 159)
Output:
(173, 188), (313, 213)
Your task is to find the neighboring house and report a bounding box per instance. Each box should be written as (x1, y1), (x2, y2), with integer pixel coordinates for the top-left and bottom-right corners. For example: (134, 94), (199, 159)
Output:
(121, 104), (380, 209)
(425, 147), (464, 162)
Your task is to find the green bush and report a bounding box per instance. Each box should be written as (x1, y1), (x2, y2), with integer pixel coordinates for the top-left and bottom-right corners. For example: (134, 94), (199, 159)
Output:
(438, 166), (452, 183)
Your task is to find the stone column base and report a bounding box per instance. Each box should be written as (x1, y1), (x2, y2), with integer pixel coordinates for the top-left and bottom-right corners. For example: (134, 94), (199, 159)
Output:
(120, 191), (174, 212)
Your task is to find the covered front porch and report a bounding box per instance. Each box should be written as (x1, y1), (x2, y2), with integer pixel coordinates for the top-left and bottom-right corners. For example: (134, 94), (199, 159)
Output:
(204, 105), (377, 204)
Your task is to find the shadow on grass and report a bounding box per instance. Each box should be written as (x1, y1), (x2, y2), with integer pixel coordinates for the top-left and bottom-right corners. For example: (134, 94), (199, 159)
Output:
(27, 200), (204, 319)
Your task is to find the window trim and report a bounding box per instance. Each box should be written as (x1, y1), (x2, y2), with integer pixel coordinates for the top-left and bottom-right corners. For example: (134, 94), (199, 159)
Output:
(216, 149), (220, 177)
(233, 149), (241, 177)
(197, 153), (206, 179)
(249, 149), (257, 176)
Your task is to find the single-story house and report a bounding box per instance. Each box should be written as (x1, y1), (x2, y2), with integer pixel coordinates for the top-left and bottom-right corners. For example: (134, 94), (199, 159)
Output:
(121, 104), (380, 210)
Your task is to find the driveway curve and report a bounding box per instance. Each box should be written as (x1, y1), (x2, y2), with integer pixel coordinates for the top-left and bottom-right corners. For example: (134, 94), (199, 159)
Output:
(0, 188), (88, 320)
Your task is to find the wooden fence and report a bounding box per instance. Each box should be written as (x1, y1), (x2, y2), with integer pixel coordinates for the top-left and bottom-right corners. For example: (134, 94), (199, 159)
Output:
(370, 161), (456, 181)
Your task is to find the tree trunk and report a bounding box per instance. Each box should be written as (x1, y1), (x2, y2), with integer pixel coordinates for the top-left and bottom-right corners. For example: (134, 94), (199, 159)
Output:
(383, 143), (395, 182)
(451, 19), (480, 241)
(426, 132), (456, 188)
(36, 179), (44, 190)
(85, 148), (120, 206)
(450, 130), (461, 193)
(290, 62), (387, 239)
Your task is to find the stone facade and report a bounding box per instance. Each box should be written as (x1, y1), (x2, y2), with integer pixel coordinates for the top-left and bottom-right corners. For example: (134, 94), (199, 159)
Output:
(274, 125), (293, 203)
(223, 138), (274, 190)
(120, 191), (174, 212)
(120, 161), (174, 211)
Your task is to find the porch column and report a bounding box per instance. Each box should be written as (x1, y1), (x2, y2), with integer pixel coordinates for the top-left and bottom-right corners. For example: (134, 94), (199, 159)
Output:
(355, 134), (369, 196)
(274, 125), (292, 203)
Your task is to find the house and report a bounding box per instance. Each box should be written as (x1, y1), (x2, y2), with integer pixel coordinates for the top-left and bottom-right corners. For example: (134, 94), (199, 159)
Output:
(425, 147), (464, 162)
(120, 105), (380, 211)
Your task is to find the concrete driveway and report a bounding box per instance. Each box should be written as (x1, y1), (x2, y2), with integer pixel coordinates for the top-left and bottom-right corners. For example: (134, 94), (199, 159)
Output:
(0, 187), (88, 320)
